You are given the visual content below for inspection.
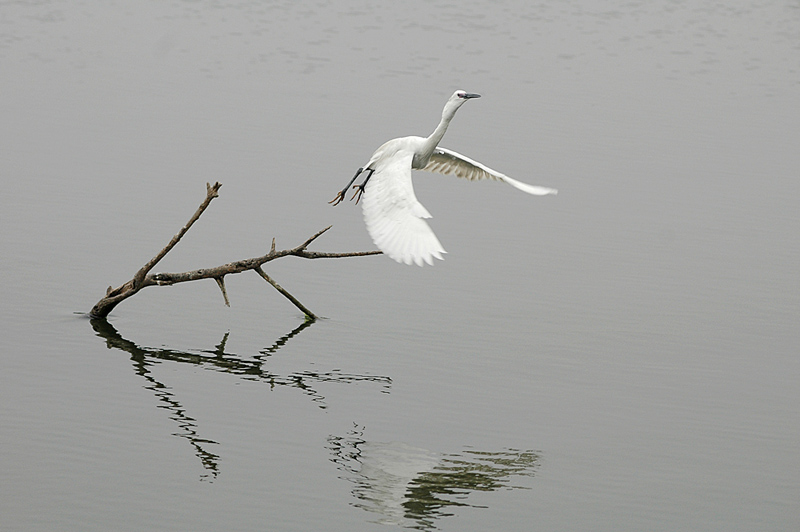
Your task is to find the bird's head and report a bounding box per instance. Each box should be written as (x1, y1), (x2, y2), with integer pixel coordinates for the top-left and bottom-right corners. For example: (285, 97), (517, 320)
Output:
(442, 90), (481, 117)
(453, 90), (481, 102)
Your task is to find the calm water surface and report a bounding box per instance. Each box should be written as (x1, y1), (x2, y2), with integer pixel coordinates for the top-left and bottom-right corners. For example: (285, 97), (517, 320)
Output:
(1, 1), (798, 531)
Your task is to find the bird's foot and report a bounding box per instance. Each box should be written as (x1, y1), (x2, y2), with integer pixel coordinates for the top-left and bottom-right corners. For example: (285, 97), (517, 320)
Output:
(328, 190), (347, 206)
(350, 184), (366, 204)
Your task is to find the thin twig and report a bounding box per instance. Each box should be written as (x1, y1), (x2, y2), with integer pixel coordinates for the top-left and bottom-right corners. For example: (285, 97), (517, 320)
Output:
(214, 277), (230, 307)
(298, 225), (333, 250)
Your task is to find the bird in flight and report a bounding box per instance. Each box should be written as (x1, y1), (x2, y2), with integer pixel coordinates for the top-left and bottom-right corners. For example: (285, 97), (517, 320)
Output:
(330, 90), (557, 266)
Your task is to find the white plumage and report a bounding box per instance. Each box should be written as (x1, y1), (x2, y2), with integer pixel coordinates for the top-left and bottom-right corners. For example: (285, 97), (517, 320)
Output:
(330, 90), (557, 266)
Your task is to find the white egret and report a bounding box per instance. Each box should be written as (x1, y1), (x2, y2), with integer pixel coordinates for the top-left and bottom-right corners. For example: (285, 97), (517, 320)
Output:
(330, 90), (557, 266)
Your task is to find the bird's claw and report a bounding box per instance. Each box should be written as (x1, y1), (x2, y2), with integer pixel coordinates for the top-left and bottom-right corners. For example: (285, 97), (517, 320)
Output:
(329, 190), (347, 206)
(350, 184), (366, 204)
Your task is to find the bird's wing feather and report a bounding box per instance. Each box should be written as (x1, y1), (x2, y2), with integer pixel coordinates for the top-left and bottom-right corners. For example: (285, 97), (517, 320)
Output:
(362, 151), (446, 266)
(423, 147), (558, 196)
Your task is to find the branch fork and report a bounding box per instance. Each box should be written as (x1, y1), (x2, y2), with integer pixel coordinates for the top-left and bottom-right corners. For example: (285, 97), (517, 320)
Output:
(89, 182), (380, 320)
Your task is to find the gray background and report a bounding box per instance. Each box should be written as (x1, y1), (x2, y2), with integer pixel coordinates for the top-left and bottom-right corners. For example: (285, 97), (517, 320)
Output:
(2, 1), (798, 531)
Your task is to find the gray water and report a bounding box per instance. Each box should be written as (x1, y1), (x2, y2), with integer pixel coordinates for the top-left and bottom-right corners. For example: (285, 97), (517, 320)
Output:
(2, 1), (798, 531)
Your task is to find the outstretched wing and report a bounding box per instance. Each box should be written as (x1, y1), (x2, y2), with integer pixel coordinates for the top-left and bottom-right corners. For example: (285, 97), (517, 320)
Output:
(423, 147), (558, 196)
(361, 151), (446, 266)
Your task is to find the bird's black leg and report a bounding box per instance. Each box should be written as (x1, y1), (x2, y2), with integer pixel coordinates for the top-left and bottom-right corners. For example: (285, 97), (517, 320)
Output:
(329, 167), (364, 206)
(350, 168), (375, 205)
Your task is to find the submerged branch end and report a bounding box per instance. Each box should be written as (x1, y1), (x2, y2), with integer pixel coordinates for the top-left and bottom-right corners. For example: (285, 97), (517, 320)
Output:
(254, 266), (319, 321)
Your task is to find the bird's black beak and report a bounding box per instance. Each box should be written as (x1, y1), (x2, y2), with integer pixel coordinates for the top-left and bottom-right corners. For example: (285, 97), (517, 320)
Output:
(463, 93), (481, 99)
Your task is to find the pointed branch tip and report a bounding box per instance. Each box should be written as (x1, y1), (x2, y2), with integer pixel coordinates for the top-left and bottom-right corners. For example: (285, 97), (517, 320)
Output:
(299, 225), (333, 250)
(214, 276), (230, 307)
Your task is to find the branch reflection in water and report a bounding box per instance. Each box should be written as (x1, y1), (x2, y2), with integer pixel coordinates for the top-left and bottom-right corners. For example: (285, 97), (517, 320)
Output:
(90, 319), (392, 481)
(328, 425), (540, 530)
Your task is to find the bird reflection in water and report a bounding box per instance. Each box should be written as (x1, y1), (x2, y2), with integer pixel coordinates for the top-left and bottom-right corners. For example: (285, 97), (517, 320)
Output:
(90, 319), (391, 481)
(328, 425), (540, 530)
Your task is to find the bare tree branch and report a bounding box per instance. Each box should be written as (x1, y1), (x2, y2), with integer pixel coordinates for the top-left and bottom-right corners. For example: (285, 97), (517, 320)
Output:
(89, 182), (381, 320)
(254, 266), (319, 320)
(134, 181), (222, 289)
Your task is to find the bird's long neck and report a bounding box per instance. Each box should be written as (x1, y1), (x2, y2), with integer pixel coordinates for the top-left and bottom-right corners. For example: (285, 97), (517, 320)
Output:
(416, 103), (460, 166)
